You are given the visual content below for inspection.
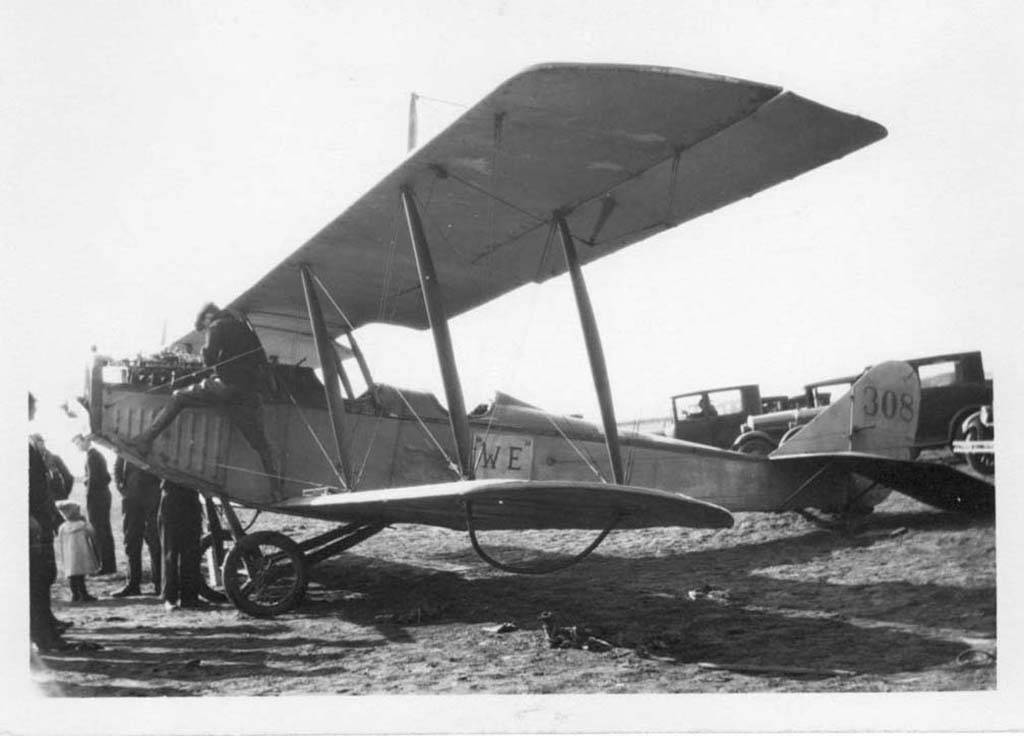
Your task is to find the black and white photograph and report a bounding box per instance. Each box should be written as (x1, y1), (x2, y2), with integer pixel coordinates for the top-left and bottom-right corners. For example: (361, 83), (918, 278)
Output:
(4, 0), (1020, 733)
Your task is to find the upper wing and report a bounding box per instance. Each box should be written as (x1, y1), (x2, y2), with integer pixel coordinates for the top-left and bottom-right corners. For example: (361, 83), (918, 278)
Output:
(273, 478), (734, 531)
(175, 62), (886, 353)
(771, 452), (995, 515)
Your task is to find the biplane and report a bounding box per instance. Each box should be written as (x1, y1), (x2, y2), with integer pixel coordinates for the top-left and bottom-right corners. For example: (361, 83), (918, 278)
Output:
(85, 63), (993, 616)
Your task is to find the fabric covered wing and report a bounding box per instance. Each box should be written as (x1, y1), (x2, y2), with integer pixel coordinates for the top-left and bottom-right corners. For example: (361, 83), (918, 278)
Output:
(188, 62), (885, 342)
(772, 453), (994, 515)
(273, 479), (734, 531)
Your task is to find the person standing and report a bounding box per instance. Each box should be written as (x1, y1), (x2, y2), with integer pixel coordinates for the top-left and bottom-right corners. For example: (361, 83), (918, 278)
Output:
(111, 456), (162, 597)
(28, 393), (69, 651)
(73, 435), (116, 574)
(54, 501), (100, 602)
(159, 480), (206, 611)
(31, 434), (75, 501)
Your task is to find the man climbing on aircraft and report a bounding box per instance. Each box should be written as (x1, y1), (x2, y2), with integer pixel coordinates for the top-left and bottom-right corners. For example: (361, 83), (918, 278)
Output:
(129, 303), (283, 501)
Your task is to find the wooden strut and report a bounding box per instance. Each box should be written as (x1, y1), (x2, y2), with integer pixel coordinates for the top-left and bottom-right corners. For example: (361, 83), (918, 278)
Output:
(401, 188), (475, 480)
(310, 273), (375, 389)
(555, 215), (625, 485)
(300, 265), (355, 490)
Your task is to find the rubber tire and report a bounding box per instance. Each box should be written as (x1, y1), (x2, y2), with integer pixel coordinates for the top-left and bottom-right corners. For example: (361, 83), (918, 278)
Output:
(735, 436), (776, 456)
(965, 426), (995, 476)
(198, 530), (233, 603)
(223, 531), (307, 618)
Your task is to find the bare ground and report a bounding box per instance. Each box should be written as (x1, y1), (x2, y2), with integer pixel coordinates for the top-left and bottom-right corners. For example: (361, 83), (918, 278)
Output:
(30, 488), (995, 696)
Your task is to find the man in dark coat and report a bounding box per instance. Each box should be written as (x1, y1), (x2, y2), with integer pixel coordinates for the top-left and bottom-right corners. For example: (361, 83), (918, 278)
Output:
(28, 393), (69, 651)
(111, 456), (162, 596)
(31, 434), (75, 501)
(129, 303), (281, 500)
(74, 435), (116, 574)
(158, 480), (206, 611)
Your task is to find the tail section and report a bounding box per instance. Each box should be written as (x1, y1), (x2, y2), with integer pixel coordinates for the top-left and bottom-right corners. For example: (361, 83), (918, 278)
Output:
(770, 361), (920, 459)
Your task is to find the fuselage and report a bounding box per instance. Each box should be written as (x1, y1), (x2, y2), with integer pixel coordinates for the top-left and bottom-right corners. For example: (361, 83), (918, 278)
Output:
(91, 374), (849, 514)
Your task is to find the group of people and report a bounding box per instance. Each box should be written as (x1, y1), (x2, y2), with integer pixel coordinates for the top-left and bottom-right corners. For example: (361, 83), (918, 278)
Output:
(28, 396), (213, 654)
(29, 301), (282, 653)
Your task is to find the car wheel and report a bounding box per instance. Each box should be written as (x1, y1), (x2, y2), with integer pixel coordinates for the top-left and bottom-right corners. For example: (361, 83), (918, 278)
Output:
(965, 426), (995, 476)
(736, 436), (776, 456)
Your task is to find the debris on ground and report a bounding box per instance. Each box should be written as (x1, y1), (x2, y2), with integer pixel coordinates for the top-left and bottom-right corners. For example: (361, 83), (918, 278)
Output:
(375, 600), (449, 625)
(686, 584), (732, 602)
(955, 648), (996, 667)
(538, 611), (614, 652)
(482, 622), (518, 634)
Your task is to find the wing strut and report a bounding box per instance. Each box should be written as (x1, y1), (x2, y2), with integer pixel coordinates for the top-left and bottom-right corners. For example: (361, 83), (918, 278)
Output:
(301, 265), (354, 489)
(556, 215), (624, 484)
(401, 188), (475, 479)
(310, 273), (375, 389)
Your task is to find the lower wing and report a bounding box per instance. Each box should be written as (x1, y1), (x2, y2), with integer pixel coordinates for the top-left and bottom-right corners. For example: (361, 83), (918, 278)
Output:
(772, 452), (994, 515)
(273, 479), (734, 531)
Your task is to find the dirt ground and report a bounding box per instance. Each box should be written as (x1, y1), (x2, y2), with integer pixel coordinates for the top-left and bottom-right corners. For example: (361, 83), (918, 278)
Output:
(30, 479), (995, 697)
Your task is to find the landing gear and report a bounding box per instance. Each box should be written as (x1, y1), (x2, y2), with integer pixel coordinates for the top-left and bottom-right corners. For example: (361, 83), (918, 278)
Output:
(223, 531), (308, 618)
(207, 492), (385, 617)
(198, 530), (232, 603)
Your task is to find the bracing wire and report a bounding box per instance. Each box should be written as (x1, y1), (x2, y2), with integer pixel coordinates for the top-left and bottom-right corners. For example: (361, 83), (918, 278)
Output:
(544, 415), (606, 484)
(214, 462), (323, 489)
(311, 273), (357, 332)
(354, 411), (386, 487)
(393, 387), (462, 478)
(282, 387), (349, 491)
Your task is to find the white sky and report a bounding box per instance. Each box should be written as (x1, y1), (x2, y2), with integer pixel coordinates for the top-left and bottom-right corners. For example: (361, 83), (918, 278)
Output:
(4, 1), (1022, 431)
(2, 0), (1023, 728)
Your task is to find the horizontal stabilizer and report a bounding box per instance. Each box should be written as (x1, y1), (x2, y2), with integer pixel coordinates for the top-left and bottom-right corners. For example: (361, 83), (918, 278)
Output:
(274, 479), (734, 531)
(772, 453), (994, 515)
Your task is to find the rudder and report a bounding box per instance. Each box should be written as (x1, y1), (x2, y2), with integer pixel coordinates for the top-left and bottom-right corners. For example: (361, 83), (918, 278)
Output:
(770, 361), (920, 459)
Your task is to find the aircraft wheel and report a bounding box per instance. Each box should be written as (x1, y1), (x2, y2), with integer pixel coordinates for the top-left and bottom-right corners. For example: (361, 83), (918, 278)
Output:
(965, 427), (995, 476)
(198, 530), (233, 603)
(223, 531), (307, 617)
(735, 436), (776, 456)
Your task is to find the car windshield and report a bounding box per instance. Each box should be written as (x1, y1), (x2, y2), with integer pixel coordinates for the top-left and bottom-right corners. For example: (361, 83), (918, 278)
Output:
(917, 359), (957, 387)
(676, 388), (744, 418)
(807, 381), (852, 407)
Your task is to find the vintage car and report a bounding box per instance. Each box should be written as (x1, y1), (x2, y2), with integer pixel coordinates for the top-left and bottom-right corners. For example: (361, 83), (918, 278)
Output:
(731, 351), (992, 456)
(670, 384), (798, 450)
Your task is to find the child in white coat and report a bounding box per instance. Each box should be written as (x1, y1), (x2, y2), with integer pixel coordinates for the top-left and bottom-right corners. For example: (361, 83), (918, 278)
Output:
(55, 501), (100, 602)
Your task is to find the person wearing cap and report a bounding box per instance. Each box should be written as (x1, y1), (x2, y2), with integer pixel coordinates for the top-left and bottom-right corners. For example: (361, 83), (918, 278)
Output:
(127, 303), (281, 500)
(73, 435), (117, 574)
(111, 456), (162, 597)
